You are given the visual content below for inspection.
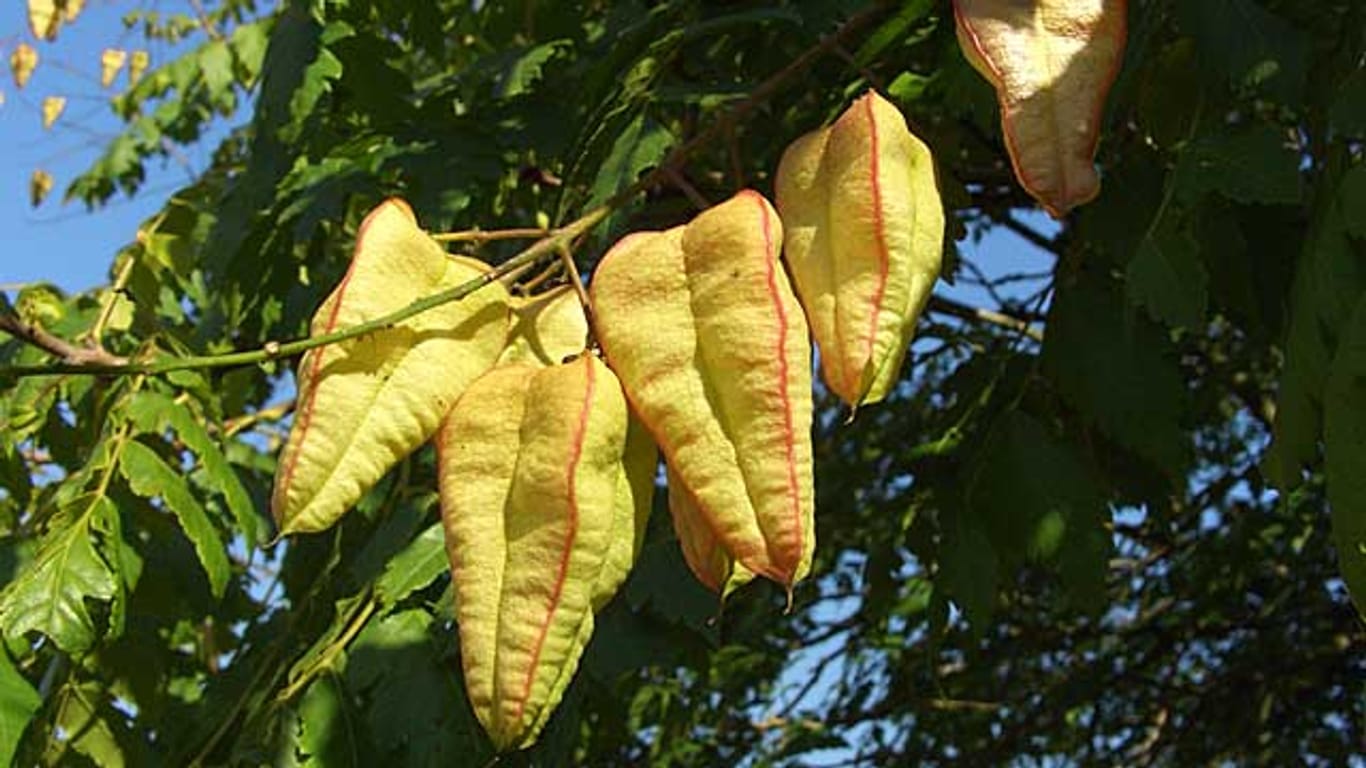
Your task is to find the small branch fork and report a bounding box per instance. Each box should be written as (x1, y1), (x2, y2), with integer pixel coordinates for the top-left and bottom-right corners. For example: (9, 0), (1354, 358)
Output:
(0, 2), (904, 381)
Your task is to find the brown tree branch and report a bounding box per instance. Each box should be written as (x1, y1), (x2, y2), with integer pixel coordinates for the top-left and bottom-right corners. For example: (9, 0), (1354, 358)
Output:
(0, 312), (128, 367)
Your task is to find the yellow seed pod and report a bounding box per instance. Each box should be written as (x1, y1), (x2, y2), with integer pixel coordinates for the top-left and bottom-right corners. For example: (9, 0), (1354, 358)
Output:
(497, 285), (588, 367)
(100, 48), (127, 89)
(666, 465), (754, 597)
(271, 199), (509, 535)
(41, 96), (65, 130)
(439, 355), (654, 751)
(591, 190), (815, 593)
(953, 0), (1127, 217)
(776, 90), (945, 409)
(11, 44), (38, 90)
(128, 50), (150, 86)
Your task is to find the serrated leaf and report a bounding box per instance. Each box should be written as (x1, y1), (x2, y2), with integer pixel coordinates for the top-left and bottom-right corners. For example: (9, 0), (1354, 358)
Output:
(1174, 125), (1302, 205)
(1125, 219), (1208, 328)
(1268, 166), (1366, 486)
(270, 199), (509, 535)
(0, 649), (40, 767)
(0, 497), (117, 654)
(496, 40), (568, 98)
(584, 112), (674, 212)
(1325, 295), (1366, 618)
(1180, 0), (1307, 104)
(119, 440), (230, 599)
(126, 391), (261, 545)
(1043, 276), (1188, 477)
(971, 411), (1109, 611)
(298, 673), (360, 768)
(374, 523), (447, 607)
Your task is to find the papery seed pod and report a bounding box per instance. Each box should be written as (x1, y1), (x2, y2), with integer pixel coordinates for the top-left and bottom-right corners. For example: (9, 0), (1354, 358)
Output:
(667, 465), (754, 598)
(591, 190), (815, 592)
(41, 96), (65, 130)
(10, 44), (37, 89)
(100, 48), (127, 89)
(953, 0), (1127, 217)
(128, 50), (150, 86)
(28, 0), (59, 40)
(439, 355), (653, 751)
(497, 285), (589, 367)
(271, 199), (509, 535)
(776, 90), (945, 410)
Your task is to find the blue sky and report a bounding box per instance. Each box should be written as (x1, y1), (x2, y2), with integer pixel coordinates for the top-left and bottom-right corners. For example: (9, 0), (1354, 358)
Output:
(1, 1), (235, 294)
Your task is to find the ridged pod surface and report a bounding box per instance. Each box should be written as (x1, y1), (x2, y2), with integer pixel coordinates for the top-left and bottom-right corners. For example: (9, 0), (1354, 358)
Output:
(591, 190), (815, 591)
(953, 0), (1127, 217)
(775, 90), (945, 409)
(271, 199), (509, 535)
(438, 355), (653, 751)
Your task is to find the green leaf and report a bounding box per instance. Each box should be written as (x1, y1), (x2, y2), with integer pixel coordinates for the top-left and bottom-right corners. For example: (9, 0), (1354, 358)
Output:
(0, 497), (117, 654)
(1174, 125), (1302, 206)
(0, 649), (39, 767)
(298, 673), (361, 768)
(585, 112), (675, 212)
(374, 523), (448, 607)
(118, 440), (230, 599)
(345, 610), (483, 766)
(1325, 295), (1366, 618)
(1181, 0), (1308, 104)
(1126, 219), (1208, 328)
(1043, 276), (1189, 478)
(126, 391), (262, 545)
(54, 682), (126, 768)
(496, 40), (569, 98)
(1268, 166), (1366, 486)
(1330, 67), (1366, 138)
(971, 412), (1110, 611)
(938, 502), (998, 632)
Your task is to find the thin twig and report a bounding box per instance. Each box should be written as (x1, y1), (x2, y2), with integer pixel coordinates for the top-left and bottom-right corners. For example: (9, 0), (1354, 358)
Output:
(926, 295), (1043, 343)
(0, 312), (129, 367)
(662, 165), (710, 210)
(431, 227), (549, 244)
(556, 243), (594, 350)
(4, 3), (895, 381)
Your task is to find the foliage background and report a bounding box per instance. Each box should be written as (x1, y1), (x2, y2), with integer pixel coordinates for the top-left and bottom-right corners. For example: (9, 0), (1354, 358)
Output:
(1, 0), (1364, 765)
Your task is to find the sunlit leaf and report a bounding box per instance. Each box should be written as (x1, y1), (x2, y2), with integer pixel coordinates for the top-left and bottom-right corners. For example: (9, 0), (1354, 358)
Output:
(40, 95), (65, 130)
(9, 44), (37, 89)
(100, 48), (127, 89)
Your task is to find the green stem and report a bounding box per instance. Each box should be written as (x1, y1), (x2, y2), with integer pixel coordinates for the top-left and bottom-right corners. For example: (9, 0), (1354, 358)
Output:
(2, 208), (608, 379)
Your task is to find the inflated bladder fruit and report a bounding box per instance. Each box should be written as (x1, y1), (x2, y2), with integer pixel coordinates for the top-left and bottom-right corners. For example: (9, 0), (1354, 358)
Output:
(953, 0), (1126, 217)
(497, 285), (589, 367)
(271, 199), (509, 535)
(438, 355), (654, 751)
(591, 190), (815, 593)
(775, 90), (945, 409)
(666, 465), (754, 598)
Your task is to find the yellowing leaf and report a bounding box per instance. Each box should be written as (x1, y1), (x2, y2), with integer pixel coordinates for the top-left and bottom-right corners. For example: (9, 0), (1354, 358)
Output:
(591, 190), (816, 592)
(954, 0), (1127, 217)
(30, 169), (53, 207)
(41, 95), (65, 129)
(776, 90), (945, 408)
(62, 0), (85, 24)
(127, 50), (150, 86)
(439, 356), (653, 751)
(497, 285), (588, 367)
(100, 48), (127, 89)
(271, 199), (510, 535)
(28, 0), (60, 40)
(10, 43), (38, 89)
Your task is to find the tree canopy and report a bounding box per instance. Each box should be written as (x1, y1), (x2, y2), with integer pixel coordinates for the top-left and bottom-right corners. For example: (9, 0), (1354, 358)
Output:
(0, 0), (1363, 765)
